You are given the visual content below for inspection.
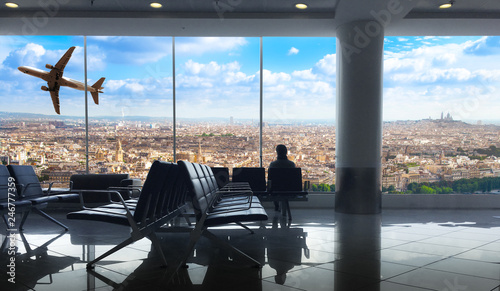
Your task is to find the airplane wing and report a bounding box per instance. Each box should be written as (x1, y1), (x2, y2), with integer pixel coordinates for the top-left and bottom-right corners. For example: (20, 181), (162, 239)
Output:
(53, 46), (76, 73)
(49, 85), (61, 115)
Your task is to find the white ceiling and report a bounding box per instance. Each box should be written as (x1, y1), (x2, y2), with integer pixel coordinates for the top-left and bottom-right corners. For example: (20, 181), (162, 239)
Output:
(1, 0), (499, 36)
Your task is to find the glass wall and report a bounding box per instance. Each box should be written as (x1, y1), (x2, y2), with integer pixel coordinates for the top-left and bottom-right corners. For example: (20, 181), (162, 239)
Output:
(3, 34), (500, 194)
(85, 36), (173, 180)
(263, 37), (336, 191)
(0, 36), (85, 186)
(175, 37), (260, 172)
(382, 36), (500, 194)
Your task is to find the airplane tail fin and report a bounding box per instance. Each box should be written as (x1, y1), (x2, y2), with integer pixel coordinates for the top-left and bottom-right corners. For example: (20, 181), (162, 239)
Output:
(91, 77), (105, 105)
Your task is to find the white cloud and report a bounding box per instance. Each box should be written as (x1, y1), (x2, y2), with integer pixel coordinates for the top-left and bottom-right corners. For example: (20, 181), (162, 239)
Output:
(105, 80), (127, 91)
(262, 69), (291, 86)
(183, 60), (242, 77)
(176, 37), (248, 55)
(125, 82), (145, 93)
(288, 47), (299, 55)
(292, 69), (316, 80)
(11, 43), (46, 67)
(314, 54), (336, 76)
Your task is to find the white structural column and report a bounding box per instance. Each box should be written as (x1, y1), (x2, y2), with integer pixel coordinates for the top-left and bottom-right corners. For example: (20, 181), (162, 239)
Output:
(335, 21), (384, 214)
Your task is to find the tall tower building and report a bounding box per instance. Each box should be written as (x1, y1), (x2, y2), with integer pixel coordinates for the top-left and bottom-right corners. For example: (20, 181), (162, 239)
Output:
(196, 141), (203, 163)
(115, 139), (124, 162)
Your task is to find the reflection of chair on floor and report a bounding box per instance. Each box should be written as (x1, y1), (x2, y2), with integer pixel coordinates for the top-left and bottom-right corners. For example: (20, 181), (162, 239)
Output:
(232, 167), (267, 195)
(81, 223), (307, 290)
(0, 231), (79, 289)
(87, 229), (264, 291)
(267, 167), (308, 220)
(267, 225), (309, 285)
(7, 165), (79, 230)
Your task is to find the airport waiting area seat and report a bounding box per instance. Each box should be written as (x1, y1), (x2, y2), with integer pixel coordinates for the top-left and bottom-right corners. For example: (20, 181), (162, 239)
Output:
(67, 161), (189, 269)
(66, 160), (268, 272)
(178, 161), (268, 267)
(69, 173), (142, 203)
(210, 167), (230, 188)
(5, 165), (79, 231)
(0, 165), (32, 229)
(211, 166), (308, 220)
(266, 167), (308, 220)
(231, 167), (267, 195)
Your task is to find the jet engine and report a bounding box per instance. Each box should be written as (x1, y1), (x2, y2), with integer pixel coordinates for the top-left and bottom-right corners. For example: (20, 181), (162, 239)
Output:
(41, 86), (49, 91)
(45, 64), (54, 69)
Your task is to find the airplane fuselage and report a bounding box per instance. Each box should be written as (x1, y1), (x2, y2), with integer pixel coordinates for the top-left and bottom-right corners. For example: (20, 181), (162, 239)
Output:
(17, 46), (104, 114)
(18, 66), (97, 93)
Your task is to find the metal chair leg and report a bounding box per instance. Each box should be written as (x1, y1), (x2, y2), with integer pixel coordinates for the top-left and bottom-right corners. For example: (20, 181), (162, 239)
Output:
(33, 208), (69, 230)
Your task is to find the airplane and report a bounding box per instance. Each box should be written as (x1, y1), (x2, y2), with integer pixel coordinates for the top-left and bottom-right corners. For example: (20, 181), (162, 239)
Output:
(18, 46), (105, 115)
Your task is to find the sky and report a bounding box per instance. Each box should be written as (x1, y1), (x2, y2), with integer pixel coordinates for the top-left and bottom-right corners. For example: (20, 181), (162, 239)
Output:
(1, 35), (499, 122)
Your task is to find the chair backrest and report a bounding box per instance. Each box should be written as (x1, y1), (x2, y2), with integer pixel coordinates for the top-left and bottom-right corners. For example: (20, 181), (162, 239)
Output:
(155, 163), (186, 218)
(168, 164), (189, 216)
(193, 163), (215, 200)
(232, 167), (266, 192)
(201, 165), (218, 193)
(70, 174), (130, 190)
(268, 168), (303, 192)
(133, 161), (172, 224)
(7, 165), (43, 198)
(178, 160), (210, 215)
(211, 167), (229, 188)
(0, 165), (13, 200)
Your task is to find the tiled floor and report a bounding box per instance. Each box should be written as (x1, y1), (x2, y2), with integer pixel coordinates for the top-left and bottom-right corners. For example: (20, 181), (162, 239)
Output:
(2, 208), (500, 290)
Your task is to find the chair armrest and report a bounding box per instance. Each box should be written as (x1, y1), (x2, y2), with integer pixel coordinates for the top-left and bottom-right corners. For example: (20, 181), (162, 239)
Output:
(75, 190), (137, 229)
(120, 178), (142, 187)
(16, 182), (45, 197)
(108, 186), (143, 201)
(40, 181), (57, 194)
(208, 192), (254, 213)
(74, 189), (115, 208)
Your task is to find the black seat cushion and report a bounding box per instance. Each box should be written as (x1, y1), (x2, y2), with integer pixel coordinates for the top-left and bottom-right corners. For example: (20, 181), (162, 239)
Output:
(205, 206), (268, 227)
(0, 199), (31, 210)
(67, 207), (131, 226)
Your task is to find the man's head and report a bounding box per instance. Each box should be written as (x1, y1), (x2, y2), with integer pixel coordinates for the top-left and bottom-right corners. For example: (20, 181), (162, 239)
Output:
(276, 144), (287, 158)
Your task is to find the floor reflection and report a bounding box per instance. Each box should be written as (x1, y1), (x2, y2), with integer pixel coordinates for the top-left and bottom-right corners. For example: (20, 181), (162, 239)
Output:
(1, 231), (79, 290)
(334, 213), (381, 290)
(77, 215), (311, 290)
(2, 209), (500, 290)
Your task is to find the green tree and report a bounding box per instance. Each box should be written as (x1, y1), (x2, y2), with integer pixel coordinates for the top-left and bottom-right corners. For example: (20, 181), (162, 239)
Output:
(420, 185), (436, 194)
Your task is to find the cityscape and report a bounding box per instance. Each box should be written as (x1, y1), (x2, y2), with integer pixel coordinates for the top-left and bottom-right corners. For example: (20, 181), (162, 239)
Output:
(1, 112), (499, 193)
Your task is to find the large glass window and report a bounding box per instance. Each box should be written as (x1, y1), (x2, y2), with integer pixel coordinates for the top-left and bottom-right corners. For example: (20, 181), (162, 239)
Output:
(2, 35), (339, 191)
(175, 37), (260, 172)
(383, 36), (500, 194)
(263, 37), (336, 191)
(0, 36), (85, 186)
(85, 37), (173, 180)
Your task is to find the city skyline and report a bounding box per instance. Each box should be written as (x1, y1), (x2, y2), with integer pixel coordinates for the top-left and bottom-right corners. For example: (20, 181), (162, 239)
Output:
(2, 116), (500, 192)
(1, 35), (500, 121)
